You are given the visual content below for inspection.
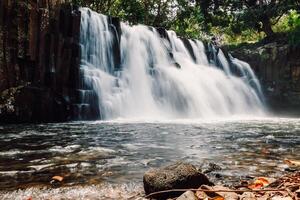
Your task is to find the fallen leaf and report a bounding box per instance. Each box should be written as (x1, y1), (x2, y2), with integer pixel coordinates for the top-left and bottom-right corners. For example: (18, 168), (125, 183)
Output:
(195, 190), (208, 199)
(239, 192), (256, 200)
(271, 196), (293, 200)
(284, 159), (300, 167)
(176, 191), (198, 200)
(197, 185), (226, 200)
(248, 182), (264, 189)
(261, 147), (270, 154)
(52, 175), (64, 182)
(102, 171), (113, 176)
(257, 177), (269, 185)
(213, 197), (225, 200)
(248, 177), (271, 189)
(212, 186), (239, 200)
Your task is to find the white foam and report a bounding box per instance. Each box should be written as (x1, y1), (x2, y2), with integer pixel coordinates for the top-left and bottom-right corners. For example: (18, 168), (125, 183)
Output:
(79, 8), (266, 120)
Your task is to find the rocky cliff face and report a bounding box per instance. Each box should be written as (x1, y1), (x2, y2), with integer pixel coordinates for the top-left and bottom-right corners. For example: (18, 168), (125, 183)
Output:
(0, 0), (84, 123)
(230, 42), (300, 115)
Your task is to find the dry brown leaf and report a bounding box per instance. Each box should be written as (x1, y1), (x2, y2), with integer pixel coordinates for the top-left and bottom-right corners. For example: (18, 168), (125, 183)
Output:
(261, 147), (270, 154)
(257, 177), (270, 185)
(284, 159), (300, 167)
(197, 185), (225, 200)
(212, 186), (239, 200)
(248, 177), (271, 189)
(271, 196), (293, 200)
(248, 182), (264, 189)
(195, 190), (208, 199)
(239, 192), (256, 200)
(52, 175), (64, 182)
(212, 196), (225, 200)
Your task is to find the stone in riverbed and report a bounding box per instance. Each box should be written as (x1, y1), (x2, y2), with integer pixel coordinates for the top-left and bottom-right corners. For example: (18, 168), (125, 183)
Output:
(143, 162), (212, 199)
(176, 191), (198, 200)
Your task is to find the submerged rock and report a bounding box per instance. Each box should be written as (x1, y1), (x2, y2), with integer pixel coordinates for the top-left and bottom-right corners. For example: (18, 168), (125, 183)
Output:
(143, 162), (212, 199)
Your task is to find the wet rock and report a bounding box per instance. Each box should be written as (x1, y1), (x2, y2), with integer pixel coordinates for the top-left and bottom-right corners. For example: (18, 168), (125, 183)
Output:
(229, 42), (300, 115)
(203, 162), (222, 174)
(213, 185), (239, 200)
(180, 38), (196, 62)
(174, 62), (181, 69)
(156, 27), (169, 41)
(176, 191), (197, 200)
(143, 162), (212, 199)
(0, 86), (73, 123)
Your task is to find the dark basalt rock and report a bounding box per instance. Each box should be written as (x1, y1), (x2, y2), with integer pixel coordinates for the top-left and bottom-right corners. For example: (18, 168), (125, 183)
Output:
(109, 24), (121, 72)
(156, 27), (170, 42)
(111, 17), (122, 39)
(0, 2), (104, 122)
(0, 86), (71, 123)
(230, 42), (300, 115)
(143, 162), (212, 199)
(174, 62), (181, 69)
(180, 38), (196, 62)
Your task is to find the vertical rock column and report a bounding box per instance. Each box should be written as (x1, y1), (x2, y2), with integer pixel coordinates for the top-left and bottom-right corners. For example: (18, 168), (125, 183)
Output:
(0, 1), (88, 122)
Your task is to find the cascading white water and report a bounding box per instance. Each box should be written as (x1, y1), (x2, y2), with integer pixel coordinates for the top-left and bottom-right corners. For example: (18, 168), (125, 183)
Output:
(229, 55), (265, 104)
(79, 8), (266, 120)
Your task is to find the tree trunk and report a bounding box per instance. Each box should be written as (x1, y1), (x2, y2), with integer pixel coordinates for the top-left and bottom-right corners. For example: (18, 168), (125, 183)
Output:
(9, 0), (19, 86)
(153, 1), (162, 27)
(2, 0), (12, 88)
(261, 16), (274, 38)
(196, 0), (210, 31)
(143, 0), (150, 25)
(2, 28), (10, 88)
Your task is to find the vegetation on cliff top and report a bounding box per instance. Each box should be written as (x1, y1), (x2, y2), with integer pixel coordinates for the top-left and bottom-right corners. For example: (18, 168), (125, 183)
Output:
(70, 0), (300, 45)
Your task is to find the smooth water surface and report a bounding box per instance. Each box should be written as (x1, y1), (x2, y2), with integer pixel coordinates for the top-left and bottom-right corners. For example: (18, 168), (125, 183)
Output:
(0, 118), (299, 199)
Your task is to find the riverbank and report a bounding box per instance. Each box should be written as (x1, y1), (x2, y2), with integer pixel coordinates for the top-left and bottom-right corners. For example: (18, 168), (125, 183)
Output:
(0, 163), (298, 200)
(143, 162), (300, 200)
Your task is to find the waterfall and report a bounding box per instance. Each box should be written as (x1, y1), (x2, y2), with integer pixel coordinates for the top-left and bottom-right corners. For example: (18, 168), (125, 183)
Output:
(79, 8), (265, 120)
(229, 55), (265, 104)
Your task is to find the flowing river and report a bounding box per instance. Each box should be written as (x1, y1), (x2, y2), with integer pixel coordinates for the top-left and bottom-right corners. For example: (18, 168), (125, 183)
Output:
(0, 117), (299, 199)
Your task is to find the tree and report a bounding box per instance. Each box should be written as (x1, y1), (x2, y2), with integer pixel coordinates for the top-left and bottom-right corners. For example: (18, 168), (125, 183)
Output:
(240, 0), (295, 37)
(197, 0), (298, 38)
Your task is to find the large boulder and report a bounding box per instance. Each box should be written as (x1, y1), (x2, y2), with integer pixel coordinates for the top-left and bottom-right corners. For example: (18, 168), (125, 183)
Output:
(143, 162), (212, 199)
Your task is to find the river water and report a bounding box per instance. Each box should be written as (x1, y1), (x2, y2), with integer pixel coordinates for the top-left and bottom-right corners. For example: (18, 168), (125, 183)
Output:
(0, 117), (299, 199)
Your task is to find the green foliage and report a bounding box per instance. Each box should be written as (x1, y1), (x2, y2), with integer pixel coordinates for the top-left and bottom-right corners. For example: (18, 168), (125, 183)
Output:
(69, 0), (300, 45)
(169, 6), (205, 39)
(273, 11), (300, 33)
(222, 29), (265, 45)
(287, 11), (300, 45)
